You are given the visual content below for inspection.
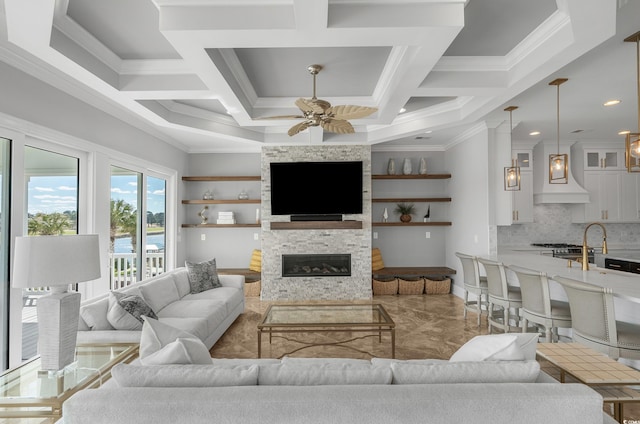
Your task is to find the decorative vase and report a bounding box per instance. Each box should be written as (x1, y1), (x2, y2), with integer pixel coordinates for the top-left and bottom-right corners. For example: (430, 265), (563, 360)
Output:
(403, 158), (412, 175)
(400, 214), (412, 223)
(198, 206), (209, 224)
(203, 190), (212, 200)
(419, 157), (427, 175)
(387, 159), (396, 175)
(383, 208), (389, 222)
(238, 189), (249, 200)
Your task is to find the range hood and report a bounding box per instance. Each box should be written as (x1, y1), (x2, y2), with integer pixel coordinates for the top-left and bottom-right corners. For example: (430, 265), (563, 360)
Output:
(532, 140), (590, 204)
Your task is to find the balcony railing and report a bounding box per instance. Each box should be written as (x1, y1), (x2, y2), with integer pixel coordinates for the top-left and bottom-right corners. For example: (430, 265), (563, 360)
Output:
(110, 252), (165, 290)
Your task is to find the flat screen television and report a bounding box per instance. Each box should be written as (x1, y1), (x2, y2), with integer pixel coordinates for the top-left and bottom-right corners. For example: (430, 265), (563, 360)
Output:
(270, 161), (363, 219)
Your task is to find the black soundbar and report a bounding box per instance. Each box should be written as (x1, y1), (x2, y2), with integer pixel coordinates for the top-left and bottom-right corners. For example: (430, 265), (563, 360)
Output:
(290, 214), (343, 222)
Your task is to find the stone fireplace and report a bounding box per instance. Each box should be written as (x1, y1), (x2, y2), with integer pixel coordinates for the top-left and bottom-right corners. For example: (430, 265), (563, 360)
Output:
(260, 145), (372, 300)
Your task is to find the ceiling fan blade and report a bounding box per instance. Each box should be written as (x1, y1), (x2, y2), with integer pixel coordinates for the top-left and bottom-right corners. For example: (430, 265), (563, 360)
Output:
(327, 105), (378, 120)
(288, 121), (310, 137)
(296, 98), (325, 114)
(256, 115), (305, 120)
(320, 118), (355, 134)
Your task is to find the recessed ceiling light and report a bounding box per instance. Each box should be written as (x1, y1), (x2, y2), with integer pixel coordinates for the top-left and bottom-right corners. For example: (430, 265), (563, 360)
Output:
(619, 130), (631, 135)
(423, 130), (432, 134)
(399, 108), (407, 113)
(415, 136), (431, 140)
(603, 100), (621, 106)
(529, 131), (541, 136)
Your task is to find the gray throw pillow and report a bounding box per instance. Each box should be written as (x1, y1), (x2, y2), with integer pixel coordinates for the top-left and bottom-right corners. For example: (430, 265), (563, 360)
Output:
(185, 258), (221, 294)
(111, 291), (157, 324)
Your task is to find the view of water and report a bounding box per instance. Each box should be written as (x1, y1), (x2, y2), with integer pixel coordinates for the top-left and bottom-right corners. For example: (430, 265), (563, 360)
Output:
(114, 233), (165, 253)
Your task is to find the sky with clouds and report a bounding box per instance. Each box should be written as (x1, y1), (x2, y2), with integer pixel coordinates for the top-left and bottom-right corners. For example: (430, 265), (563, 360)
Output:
(28, 175), (166, 215)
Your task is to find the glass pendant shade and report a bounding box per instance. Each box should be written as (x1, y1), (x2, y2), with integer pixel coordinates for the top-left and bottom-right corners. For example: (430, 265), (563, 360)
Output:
(626, 133), (640, 172)
(549, 153), (568, 183)
(504, 162), (521, 191)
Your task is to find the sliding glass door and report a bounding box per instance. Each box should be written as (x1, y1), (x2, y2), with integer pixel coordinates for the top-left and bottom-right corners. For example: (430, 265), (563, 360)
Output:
(0, 138), (10, 371)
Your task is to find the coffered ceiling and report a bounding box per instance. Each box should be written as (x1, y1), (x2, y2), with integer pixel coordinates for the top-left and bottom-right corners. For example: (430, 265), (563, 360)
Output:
(0, 0), (635, 152)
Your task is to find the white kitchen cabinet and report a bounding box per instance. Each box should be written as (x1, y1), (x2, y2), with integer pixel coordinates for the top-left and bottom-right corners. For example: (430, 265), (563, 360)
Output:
(583, 149), (625, 170)
(511, 171), (533, 223)
(621, 173), (640, 222)
(582, 171), (621, 221)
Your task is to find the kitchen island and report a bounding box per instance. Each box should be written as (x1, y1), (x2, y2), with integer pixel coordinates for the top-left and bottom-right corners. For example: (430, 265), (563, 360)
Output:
(493, 251), (640, 303)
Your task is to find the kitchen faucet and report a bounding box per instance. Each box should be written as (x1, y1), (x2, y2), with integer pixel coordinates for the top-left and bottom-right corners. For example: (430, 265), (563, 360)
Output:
(582, 222), (608, 271)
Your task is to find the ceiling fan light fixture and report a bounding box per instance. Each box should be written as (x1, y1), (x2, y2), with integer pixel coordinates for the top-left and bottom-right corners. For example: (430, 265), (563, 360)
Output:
(548, 78), (569, 184)
(624, 31), (640, 172)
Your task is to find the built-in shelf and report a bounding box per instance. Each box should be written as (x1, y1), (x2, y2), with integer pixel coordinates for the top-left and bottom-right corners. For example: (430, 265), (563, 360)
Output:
(182, 176), (260, 182)
(372, 197), (451, 203)
(181, 223), (261, 228)
(271, 221), (363, 230)
(182, 199), (260, 204)
(372, 222), (451, 227)
(372, 174), (451, 180)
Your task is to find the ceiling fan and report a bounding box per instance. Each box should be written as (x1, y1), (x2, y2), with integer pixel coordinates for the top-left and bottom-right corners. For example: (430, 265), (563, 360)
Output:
(259, 64), (378, 137)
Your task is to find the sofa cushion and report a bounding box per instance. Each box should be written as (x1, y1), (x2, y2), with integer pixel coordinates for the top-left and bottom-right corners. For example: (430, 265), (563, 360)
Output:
(172, 269), (191, 298)
(111, 363), (258, 387)
(139, 274), (180, 313)
(258, 363), (392, 386)
(371, 358), (447, 366)
(140, 316), (211, 365)
(389, 360), (540, 384)
(281, 357), (371, 366)
(182, 288), (243, 315)
(107, 291), (157, 331)
(157, 299), (228, 337)
(157, 317), (210, 342)
(80, 298), (114, 331)
(185, 258), (221, 294)
(449, 334), (525, 362)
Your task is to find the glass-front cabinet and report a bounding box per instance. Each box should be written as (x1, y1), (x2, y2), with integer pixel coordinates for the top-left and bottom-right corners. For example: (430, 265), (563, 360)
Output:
(584, 148), (625, 170)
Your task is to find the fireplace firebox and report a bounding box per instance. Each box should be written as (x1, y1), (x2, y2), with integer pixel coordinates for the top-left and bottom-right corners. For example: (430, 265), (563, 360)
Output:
(282, 254), (351, 277)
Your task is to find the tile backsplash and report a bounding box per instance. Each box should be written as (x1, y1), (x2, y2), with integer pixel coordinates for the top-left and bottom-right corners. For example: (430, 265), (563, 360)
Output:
(497, 204), (640, 248)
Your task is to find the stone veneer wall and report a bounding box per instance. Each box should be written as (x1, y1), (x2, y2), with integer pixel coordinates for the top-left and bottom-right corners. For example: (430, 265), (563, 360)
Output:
(261, 145), (372, 300)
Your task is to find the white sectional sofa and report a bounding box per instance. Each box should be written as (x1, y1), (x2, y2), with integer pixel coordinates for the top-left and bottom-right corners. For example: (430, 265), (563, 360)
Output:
(63, 357), (615, 424)
(76, 267), (245, 349)
(62, 334), (617, 424)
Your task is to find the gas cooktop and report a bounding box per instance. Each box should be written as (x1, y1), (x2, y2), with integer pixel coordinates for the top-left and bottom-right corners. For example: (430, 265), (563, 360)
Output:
(531, 243), (583, 249)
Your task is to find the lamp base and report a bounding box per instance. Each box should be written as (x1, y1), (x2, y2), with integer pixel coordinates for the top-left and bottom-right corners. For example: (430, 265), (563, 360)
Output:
(36, 291), (81, 371)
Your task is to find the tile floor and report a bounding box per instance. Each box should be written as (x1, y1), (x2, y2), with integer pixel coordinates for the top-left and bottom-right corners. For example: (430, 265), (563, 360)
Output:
(210, 293), (640, 422)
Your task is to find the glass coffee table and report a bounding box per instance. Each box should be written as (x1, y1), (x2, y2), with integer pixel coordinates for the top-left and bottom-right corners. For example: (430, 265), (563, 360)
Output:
(257, 303), (395, 358)
(0, 343), (139, 422)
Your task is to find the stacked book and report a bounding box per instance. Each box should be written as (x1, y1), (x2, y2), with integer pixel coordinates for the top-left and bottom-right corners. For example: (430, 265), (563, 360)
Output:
(216, 211), (236, 225)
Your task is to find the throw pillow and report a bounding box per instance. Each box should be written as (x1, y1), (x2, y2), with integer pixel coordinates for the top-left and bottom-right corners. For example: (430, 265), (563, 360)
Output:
(139, 316), (211, 365)
(449, 334), (525, 362)
(80, 298), (114, 331)
(372, 248), (385, 271)
(111, 363), (258, 387)
(185, 258), (221, 294)
(106, 291), (157, 331)
(249, 249), (261, 272)
(141, 338), (213, 365)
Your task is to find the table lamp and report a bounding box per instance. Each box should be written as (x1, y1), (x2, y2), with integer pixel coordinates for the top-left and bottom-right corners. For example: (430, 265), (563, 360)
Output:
(13, 234), (101, 371)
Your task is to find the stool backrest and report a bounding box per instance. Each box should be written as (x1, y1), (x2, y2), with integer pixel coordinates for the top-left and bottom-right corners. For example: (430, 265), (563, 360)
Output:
(455, 252), (481, 288)
(509, 265), (551, 317)
(478, 258), (508, 300)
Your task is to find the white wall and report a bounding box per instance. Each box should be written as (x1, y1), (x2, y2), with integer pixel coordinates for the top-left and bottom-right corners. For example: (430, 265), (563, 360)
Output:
(445, 124), (492, 296)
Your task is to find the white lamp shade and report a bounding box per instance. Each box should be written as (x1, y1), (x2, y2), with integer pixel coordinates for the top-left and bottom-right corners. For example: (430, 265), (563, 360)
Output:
(13, 234), (101, 288)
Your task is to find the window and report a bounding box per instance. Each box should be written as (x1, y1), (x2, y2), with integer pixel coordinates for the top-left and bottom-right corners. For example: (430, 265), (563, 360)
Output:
(21, 146), (79, 362)
(110, 166), (166, 289)
(0, 138), (10, 371)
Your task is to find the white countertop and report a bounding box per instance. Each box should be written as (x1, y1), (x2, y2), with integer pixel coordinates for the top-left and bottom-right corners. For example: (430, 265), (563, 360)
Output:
(489, 252), (640, 303)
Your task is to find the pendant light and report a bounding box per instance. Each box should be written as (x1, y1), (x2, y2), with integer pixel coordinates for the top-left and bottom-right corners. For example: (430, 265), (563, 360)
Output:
(625, 31), (640, 172)
(504, 106), (520, 191)
(549, 78), (568, 184)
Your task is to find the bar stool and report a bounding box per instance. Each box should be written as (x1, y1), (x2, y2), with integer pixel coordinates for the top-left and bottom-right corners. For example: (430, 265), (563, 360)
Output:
(555, 276), (640, 360)
(509, 265), (571, 342)
(477, 257), (522, 334)
(455, 252), (489, 327)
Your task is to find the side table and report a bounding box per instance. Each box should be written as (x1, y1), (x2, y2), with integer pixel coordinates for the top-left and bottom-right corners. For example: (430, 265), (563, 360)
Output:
(537, 342), (640, 423)
(0, 343), (139, 422)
